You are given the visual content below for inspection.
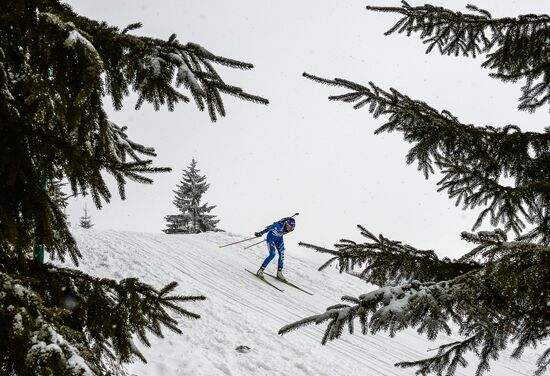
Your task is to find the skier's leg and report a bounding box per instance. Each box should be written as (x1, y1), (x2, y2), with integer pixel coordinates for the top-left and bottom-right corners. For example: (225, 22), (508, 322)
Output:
(276, 243), (286, 280)
(258, 242), (276, 277)
(276, 243), (285, 270)
(262, 242), (277, 267)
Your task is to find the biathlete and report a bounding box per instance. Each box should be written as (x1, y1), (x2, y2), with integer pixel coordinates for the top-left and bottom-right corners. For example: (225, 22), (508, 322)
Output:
(254, 217), (296, 281)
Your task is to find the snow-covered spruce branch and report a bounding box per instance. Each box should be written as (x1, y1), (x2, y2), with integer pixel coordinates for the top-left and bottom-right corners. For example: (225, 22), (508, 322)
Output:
(290, 227), (550, 375)
(40, 8), (268, 122)
(19, 263), (206, 365)
(61, 120), (171, 208)
(106, 121), (157, 162)
(368, 2), (550, 50)
(279, 279), (457, 341)
(48, 265), (207, 322)
(30, 118), (161, 209)
(0, 271), (96, 375)
(302, 72), (550, 244)
(280, 270), (548, 375)
(300, 225), (480, 286)
(102, 159), (170, 202)
(367, 2), (550, 111)
(301, 73), (550, 176)
(1, 251), (207, 373)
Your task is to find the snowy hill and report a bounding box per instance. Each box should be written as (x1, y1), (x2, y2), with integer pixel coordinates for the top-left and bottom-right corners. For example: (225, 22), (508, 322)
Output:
(65, 229), (540, 376)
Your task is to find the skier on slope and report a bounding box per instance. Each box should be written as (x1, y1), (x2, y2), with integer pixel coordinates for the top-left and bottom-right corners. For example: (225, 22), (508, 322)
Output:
(254, 217), (296, 281)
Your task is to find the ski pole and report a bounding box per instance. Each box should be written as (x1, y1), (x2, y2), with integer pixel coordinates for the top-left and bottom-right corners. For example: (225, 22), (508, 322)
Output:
(219, 236), (259, 248)
(244, 238), (265, 249)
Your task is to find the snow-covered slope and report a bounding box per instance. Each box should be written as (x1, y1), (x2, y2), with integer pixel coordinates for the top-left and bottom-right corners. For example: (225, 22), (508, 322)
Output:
(65, 229), (539, 376)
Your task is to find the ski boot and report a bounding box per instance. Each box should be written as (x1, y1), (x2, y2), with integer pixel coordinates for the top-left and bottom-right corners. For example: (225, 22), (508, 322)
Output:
(276, 269), (286, 282)
(256, 266), (265, 278)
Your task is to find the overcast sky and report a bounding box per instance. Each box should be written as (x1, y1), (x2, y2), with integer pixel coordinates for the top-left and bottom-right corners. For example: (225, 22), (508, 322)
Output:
(65, 0), (548, 260)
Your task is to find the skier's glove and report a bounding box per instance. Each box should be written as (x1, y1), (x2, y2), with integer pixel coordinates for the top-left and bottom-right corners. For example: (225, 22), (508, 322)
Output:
(254, 232), (262, 237)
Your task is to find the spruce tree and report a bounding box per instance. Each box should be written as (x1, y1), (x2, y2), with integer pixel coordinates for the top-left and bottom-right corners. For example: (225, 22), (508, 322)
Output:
(79, 206), (94, 229)
(280, 3), (550, 376)
(164, 159), (220, 234)
(0, 0), (267, 374)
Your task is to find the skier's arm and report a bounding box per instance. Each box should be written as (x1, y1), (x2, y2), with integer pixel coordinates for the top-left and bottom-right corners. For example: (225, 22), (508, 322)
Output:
(255, 222), (281, 237)
(255, 224), (272, 237)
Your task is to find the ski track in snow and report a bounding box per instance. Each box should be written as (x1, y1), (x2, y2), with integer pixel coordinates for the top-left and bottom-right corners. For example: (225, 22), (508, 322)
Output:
(61, 229), (541, 376)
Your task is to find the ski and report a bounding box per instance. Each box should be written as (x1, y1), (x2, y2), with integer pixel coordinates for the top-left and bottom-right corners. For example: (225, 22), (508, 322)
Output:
(245, 269), (284, 292)
(265, 273), (313, 295)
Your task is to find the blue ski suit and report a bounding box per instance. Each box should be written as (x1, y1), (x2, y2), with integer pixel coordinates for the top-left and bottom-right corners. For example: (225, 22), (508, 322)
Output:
(257, 221), (290, 270)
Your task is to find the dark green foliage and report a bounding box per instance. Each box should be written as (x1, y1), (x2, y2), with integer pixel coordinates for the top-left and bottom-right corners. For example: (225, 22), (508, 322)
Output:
(1, 0), (267, 258)
(281, 3), (550, 375)
(303, 225), (481, 285)
(164, 159), (220, 234)
(1, 0), (265, 373)
(284, 229), (550, 375)
(0, 259), (206, 375)
(302, 73), (550, 246)
(368, 1), (550, 112)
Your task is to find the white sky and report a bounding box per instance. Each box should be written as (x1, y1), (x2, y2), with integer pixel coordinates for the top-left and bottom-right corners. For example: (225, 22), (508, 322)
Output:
(65, 0), (549, 259)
